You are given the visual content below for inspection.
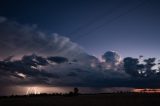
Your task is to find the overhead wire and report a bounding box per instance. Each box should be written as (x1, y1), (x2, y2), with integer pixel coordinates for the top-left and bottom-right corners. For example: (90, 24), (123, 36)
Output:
(67, 0), (129, 38)
(72, 0), (149, 40)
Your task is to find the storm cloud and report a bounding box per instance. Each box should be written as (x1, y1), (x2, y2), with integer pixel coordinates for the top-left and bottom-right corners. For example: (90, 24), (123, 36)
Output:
(102, 51), (121, 63)
(0, 16), (86, 60)
(101, 51), (122, 71)
(0, 17), (129, 87)
(0, 54), (130, 87)
(0, 16), (160, 89)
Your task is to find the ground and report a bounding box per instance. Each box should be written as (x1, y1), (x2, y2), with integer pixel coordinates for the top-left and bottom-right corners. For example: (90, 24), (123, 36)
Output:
(0, 93), (160, 106)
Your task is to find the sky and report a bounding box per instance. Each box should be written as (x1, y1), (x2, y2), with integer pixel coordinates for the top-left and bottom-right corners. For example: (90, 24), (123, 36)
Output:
(0, 0), (160, 95)
(0, 0), (160, 58)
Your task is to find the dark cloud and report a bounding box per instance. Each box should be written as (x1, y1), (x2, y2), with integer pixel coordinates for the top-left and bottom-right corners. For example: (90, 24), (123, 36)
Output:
(0, 16), (86, 60)
(47, 56), (68, 64)
(101, 51), (122, 71)
(22, 54), (48, 66)
(67, 72), (78, 77)
(0, 16), (160, 90)
(0, 54), (160, 88)
(0, 54), (60, 86)
(0, 53), (130, 87)
(102, 51), (121, 63)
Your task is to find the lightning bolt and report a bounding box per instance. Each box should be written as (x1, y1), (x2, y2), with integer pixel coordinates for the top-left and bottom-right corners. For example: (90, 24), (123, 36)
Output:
(26, 87), (40, 95)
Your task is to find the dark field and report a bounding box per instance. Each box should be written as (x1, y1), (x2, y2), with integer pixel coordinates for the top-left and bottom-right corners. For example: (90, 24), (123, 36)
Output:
(0, 93), (160, 106)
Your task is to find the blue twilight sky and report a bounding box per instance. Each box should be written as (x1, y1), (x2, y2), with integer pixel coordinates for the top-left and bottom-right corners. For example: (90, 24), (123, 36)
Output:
(0, 0), (160, 58)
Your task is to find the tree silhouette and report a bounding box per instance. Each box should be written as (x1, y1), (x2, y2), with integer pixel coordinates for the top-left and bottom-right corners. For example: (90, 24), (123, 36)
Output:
(123, 57), (140, 77)
(74, 88), (79, 96)
(137, 64), (145, 77)
(143, 58), (156, 77)
(124, 57), (157, 77)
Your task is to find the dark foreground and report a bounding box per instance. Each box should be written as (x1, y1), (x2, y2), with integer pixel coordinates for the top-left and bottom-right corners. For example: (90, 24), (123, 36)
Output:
(0, 93), (160, 106)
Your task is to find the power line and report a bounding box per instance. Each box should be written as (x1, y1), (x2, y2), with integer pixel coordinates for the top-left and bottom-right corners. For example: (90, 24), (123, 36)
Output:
(67, 0), (129, 38)
(73, 0), (149, 40)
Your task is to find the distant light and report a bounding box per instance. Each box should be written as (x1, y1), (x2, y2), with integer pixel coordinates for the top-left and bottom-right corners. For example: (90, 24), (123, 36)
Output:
(133, 88), (160, 93)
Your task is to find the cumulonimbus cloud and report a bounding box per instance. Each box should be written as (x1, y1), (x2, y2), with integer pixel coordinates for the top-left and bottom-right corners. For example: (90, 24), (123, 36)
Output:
(0, 16), (87, 60)
(102, 51), (121, 64)
(101, 51), (122, 71)
(0, 53), (130, 87)
(0, 16), (130, 87)
(0, 16), (160, 89)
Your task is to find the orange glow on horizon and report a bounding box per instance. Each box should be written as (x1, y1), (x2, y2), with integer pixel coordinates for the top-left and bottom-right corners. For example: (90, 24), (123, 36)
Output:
(133, 88), (160, 93)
